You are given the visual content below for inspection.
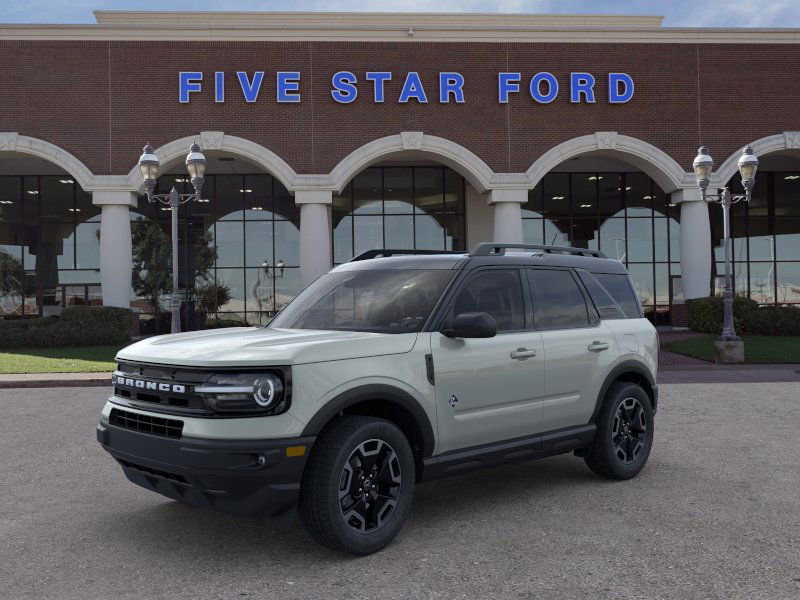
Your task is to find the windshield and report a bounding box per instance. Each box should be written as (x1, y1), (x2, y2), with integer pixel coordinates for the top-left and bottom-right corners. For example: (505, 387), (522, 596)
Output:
(269, 269), (455, 333)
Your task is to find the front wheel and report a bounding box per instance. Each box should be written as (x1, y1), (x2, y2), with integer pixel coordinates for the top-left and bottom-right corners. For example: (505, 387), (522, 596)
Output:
(584, 382), (654, 480)
(299, 416), (415, 555)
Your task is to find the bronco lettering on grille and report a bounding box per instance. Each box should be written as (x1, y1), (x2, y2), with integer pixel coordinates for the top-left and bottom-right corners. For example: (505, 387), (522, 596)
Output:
(112, 374), (186, 394)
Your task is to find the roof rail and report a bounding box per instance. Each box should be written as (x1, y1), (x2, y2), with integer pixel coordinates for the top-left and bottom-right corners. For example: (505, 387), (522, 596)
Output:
(469, 243), (608, 259)
(349, 249), (465, 262)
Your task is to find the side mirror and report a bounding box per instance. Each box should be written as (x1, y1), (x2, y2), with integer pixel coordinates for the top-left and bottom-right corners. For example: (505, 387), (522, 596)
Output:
(442, 312), (497, 339)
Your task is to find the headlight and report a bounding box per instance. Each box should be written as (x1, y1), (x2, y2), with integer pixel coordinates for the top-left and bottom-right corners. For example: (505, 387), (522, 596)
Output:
(195, 373), (287, 415)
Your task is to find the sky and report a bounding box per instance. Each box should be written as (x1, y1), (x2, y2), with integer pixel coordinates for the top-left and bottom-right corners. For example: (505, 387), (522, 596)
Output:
(1, 0), (799, 27)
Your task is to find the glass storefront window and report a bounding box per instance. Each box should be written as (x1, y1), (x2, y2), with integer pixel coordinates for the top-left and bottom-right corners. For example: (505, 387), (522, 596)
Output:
(332, 166), (467, 264)
(0, 175), (102, 318)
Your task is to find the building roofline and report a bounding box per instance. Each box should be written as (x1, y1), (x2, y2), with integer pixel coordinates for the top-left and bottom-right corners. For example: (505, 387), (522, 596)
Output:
(90, 10), (665, 28)
(1, 11), (799, 44)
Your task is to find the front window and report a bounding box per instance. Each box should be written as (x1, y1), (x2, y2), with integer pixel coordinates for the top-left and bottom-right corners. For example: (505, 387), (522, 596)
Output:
(269, 269), (455, 333)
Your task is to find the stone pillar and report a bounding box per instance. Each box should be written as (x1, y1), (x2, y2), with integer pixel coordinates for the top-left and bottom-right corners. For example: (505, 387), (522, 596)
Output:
(296, 190), (333, 288)
(93, 191), (137, 308)
(673, 188), (712, 300)
(488, 189), (527, 243)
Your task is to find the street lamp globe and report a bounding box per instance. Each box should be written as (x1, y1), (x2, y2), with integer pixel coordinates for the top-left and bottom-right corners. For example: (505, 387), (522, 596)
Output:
(138, 144), (160, 195)
(692, 146), (714, 196)
(276, 258), (285, 278)
(737, 145), (759, 192)
(185, 142), (207, 194)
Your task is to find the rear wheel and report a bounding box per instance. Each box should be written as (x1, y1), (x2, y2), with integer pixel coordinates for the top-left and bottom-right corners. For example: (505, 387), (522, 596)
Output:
(299, 416), (415, 555)
(584, 382), (654, 480)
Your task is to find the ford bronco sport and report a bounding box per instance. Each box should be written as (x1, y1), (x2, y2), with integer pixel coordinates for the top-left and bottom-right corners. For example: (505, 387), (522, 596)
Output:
(97, 243), (658, 555)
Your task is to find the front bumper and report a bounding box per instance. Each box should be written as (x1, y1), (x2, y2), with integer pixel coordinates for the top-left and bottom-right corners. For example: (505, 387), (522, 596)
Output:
(97, 423), (315, 527)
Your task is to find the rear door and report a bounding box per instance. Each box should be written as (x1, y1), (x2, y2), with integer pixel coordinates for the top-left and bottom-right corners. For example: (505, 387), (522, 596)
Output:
(526, 268), (620, 432)
(431, 267), (545, 454)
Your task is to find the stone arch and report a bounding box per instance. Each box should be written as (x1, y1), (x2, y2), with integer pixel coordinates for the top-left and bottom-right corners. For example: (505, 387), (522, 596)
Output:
(526, 132), (691, 193)
(328, 132), (496, 194)
(123, 131), (298, 192)
(0, 132), (95, 190)
(713, 131), (800, 186)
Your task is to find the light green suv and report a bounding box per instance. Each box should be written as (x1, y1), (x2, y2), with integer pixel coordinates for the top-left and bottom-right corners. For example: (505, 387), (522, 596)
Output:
(97, 243), (658, 555)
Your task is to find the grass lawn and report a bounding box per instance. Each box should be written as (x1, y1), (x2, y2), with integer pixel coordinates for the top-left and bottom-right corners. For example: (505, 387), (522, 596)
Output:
(663, 335), (800, 364)
(0, 345), (122, 374)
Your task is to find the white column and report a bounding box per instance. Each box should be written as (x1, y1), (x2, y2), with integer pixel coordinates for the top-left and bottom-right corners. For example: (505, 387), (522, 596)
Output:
(93, 191), (136, 308)
(674, 188), (712, 300)
(488, 189), (527, 243)
(296, 190), (333, 288)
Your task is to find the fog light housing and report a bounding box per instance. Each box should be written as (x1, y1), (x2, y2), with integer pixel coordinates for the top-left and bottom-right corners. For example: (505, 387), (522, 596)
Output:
(196, 373), (286, 415)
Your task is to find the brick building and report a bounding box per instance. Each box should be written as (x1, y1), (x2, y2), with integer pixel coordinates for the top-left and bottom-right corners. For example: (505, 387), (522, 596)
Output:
(1, 11), (798, 331)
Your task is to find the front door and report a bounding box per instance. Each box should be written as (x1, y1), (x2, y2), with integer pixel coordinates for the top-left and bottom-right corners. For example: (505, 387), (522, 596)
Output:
(431, 268), (545, 454)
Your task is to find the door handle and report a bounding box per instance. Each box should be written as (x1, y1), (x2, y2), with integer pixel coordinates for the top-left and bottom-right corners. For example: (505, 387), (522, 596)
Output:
(510, 348), (537, 360)
(588, 341), (610, 352)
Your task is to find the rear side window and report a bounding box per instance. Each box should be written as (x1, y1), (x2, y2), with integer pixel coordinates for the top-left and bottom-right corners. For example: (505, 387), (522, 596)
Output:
(528, 269), (591, 329)
(593, 273), (642, 318)
(577, 270), (627, 320)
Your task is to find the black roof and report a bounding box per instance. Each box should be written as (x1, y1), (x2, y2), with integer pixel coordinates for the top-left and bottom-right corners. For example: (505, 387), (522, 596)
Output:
(336, 244), (630, 275)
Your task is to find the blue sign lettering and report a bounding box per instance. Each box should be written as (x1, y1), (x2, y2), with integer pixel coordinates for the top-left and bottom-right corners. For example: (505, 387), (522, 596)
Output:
(570, 72), (596, 103)
(331, 71), (358, 103)
(439, 72), (465, 103)
(214, 71), (224, 103)
(366, 72), (392, 103)
(399, 72), (428, 103)
(498, 72), (521, 103)
(530, 72), (558, 104)
(608, 73), (634, 104)
(277, 71), (301, 103)
(178, 72), (203, 103)
(178, 70), (635, 105)
(237, 71), (264, 103)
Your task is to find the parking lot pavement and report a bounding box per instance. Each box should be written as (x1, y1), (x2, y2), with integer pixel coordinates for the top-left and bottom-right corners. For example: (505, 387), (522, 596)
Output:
(1, 385), (798, 600)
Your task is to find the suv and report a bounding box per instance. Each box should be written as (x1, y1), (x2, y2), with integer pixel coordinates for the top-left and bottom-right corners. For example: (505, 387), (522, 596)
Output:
(97, 243), (658, 555)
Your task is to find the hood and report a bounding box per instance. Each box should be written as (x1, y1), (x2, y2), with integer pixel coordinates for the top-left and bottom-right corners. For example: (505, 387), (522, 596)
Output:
(116, 327), (418, 368)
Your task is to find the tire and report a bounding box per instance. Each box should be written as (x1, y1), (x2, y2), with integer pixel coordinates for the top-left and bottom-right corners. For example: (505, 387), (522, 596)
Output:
(299, 416), (415, 555)
(584, 382), (654, 480)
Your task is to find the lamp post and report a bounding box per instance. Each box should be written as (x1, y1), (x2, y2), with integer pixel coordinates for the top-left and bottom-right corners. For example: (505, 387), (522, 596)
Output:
(138, 142), (206, 334)
(692, 145), (758, 360)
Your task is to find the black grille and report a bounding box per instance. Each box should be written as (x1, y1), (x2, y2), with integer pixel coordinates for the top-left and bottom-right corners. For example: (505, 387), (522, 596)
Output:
(109, 408), (184, 439)
(117, 458), (188, 483)
(113, 362), (211, 415)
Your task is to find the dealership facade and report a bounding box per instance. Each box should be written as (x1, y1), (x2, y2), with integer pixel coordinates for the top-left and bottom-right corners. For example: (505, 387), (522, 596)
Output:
(0, 11), (799, 330)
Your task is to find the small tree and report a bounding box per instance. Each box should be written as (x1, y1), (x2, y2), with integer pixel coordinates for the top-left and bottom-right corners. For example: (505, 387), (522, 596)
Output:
(0, 252), (25, 313)
(131, 218), (219, 327)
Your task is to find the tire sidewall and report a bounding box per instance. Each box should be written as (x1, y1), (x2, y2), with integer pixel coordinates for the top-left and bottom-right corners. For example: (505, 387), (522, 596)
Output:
(321, 420), (415, 554)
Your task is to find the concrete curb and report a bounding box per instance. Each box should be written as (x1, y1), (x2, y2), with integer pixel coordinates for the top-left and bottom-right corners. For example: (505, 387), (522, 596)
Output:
(0, 376), (111, 389)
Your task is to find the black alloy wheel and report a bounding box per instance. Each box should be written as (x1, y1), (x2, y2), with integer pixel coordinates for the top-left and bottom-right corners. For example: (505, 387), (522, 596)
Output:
(584, 381), (654, 480)
(338, 439), (402, 532)
(612, 397), (648, 464)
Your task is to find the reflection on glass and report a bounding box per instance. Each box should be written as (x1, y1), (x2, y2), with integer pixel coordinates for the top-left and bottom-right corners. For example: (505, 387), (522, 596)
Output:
(215, 268), (245, 312)
(749, 262), (775, 304)
(776, 263), (800, 305)
(75, 222), (101, 269)
(626, 219), (653, 262)
(599, 218), (626, 260)
(627, 264), (654, 307)
(383, 167), (413, 214)
(274, 220), (300, 266)
(415, 214), (444, 250)
(523, 219), (544, 245)
(353, 168), (382, 214)
(215, 221), (244, 267)
(384, 215), (414, 249)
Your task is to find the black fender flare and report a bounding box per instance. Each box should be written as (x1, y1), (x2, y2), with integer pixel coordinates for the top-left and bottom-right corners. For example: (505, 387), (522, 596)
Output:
(590, 360), (658, 423)
(301, 384), (436, 458)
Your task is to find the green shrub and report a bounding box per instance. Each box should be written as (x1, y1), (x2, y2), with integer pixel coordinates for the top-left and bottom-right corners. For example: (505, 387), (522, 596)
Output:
(686, 296), (759, 335)
(0, 306), (132, 349)
(687, 296), (800, 336)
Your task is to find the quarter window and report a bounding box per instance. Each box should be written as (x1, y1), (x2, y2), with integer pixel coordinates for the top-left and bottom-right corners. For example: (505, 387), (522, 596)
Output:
(594, 273), (642, 318)
(449, 269), (525, 332)
(528, 269), (590, 329)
